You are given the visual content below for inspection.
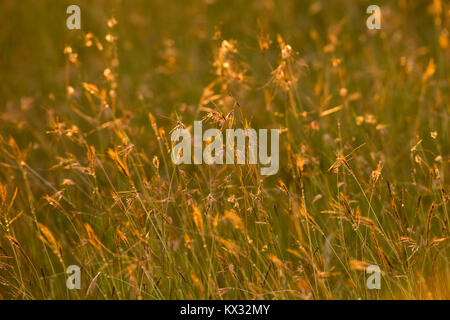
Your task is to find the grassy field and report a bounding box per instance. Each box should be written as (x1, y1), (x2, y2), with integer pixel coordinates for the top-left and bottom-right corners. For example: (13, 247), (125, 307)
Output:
(0, 0), (449, 299)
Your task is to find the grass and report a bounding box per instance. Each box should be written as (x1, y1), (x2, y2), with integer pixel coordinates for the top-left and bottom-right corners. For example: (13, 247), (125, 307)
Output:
(0, 0), (449, 299)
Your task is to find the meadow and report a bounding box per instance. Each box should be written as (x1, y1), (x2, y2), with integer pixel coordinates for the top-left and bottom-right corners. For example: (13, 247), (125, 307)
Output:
(0, 0), (449, 299)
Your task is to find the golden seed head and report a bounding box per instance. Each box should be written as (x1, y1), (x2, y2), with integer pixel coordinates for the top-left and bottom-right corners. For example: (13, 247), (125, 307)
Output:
(64, 46), (72, 54)
(107, 17), (117, 28)
(66, 86), (75, 96)
(339, 88), (348, 97)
